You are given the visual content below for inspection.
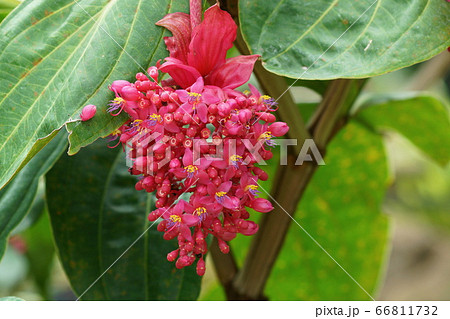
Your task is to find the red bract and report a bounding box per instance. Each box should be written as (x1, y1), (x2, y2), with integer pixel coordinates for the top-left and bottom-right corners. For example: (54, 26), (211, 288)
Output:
(103, 2), (289, 276)
(157, 4), (260, 89)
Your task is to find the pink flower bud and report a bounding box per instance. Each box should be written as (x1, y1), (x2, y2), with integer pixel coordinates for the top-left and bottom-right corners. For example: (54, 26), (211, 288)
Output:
(109, 80), (130, 94)
(148, 66), (159, 81)
(238, 109), (252, 123)
(218, 239), (230, 254)
(167, 249), (179, 262)
(121, 86), (140, 101)
(269, 122), (289, 137)
(196, 257), (206, 276)
(250, 198), (273, 213)
(80, 104), (96, 121)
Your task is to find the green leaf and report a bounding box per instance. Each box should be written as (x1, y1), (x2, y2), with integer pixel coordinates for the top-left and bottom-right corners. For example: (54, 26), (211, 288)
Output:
(46, 140), (202, 300)
(0, 0), (19, 22)
(0, 296), (25, 301)
(286, 79), (331, 95)
(265, 121), (390, 300)
(0, 0), (188, 190)
(239, 0), (450, 79)
(355, 94), (450, 166)
(22, 211), (55, 300)
(0, 131), (67, 261)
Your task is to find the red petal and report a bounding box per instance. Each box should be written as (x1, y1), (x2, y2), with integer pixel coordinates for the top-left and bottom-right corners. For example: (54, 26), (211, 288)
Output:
(159, 57), (202, 89)
(187, 4), (237, 76)
(206, 55), (260, 89)
(156, 12), (191, 64)
(182, 214), (200, 227)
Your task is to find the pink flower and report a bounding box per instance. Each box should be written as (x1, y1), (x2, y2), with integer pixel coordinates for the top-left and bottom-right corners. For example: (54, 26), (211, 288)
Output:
(80, 104), (96, 121)
(160, 200), (199, 241)
(176, 77), (220, 123)
(207, 181), (240, 210)
(171, 147), (211, 182)
(157, 4), (260, 89)
(101, 0), (290, 275)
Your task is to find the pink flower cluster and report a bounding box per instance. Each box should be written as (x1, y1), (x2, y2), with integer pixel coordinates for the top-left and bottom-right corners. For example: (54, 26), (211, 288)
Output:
(105, 3), (289, 276)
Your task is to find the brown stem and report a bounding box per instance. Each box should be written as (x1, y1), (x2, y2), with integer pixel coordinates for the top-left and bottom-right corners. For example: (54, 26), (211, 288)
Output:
(209, 237), (239, 299)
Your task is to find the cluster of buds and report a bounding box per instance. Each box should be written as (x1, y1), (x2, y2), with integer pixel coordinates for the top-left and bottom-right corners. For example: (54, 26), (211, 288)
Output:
(104, 3), (289, 275)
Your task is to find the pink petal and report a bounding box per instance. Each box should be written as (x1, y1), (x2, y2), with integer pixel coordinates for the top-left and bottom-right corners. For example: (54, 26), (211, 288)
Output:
(187, 4), (237, 76)
(164, 121), (181, 133)
(183, 148), (193, 167)
(222, 196), (239, 210)
(190, 76), (204, 93)
(207, 183), (216, 196)
(159, 57), (202, 89)
(218, 181), (232, 193)
(180, 102), (194, 114)
(156, 12), (191, 64)
(203, 85), (225, 103)
(171, 168), (187, 179)
(180, 225), (193, 241)
(182, 214), (200, 227)
(197, 103), (207, 123)
(248, 83), (261, 99)
(184, 202), (194, 214)
(206, 55), (260, 89)
(173, 200), (185, 214)
(175, 89), (189, 103)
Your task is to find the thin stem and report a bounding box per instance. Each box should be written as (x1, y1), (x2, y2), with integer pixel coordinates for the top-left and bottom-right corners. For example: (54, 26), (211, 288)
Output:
(209, 238), (240, 299)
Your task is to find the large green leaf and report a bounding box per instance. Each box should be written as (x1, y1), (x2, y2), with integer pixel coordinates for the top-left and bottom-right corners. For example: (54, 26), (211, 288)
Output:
(22, 211), (55, 300)
(0, 0), (187, 190)
(0, 131), (67, 261)
(264, 121), (390, 300)
(0, 0), (19, 22)
(46, 140), (202, 300)
(355, 94), (450, 166)
(239, 0), (450, 79)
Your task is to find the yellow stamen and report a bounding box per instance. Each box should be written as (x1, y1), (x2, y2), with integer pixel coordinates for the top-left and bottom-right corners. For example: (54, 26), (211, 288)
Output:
(111, 129), (121, 136)
(194, 207), (207, 216)
(245, 185), (258, 192)
(215, 191), (227, 198)
(230, 155), (242, 162)
(184, 165), (198, 174)
(259, 131), (272, 141)
(113, 97), (125, 105)
(188, 92), (202, 105)
(149, 113), (162, 122)
(169, 215), (181, 223)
